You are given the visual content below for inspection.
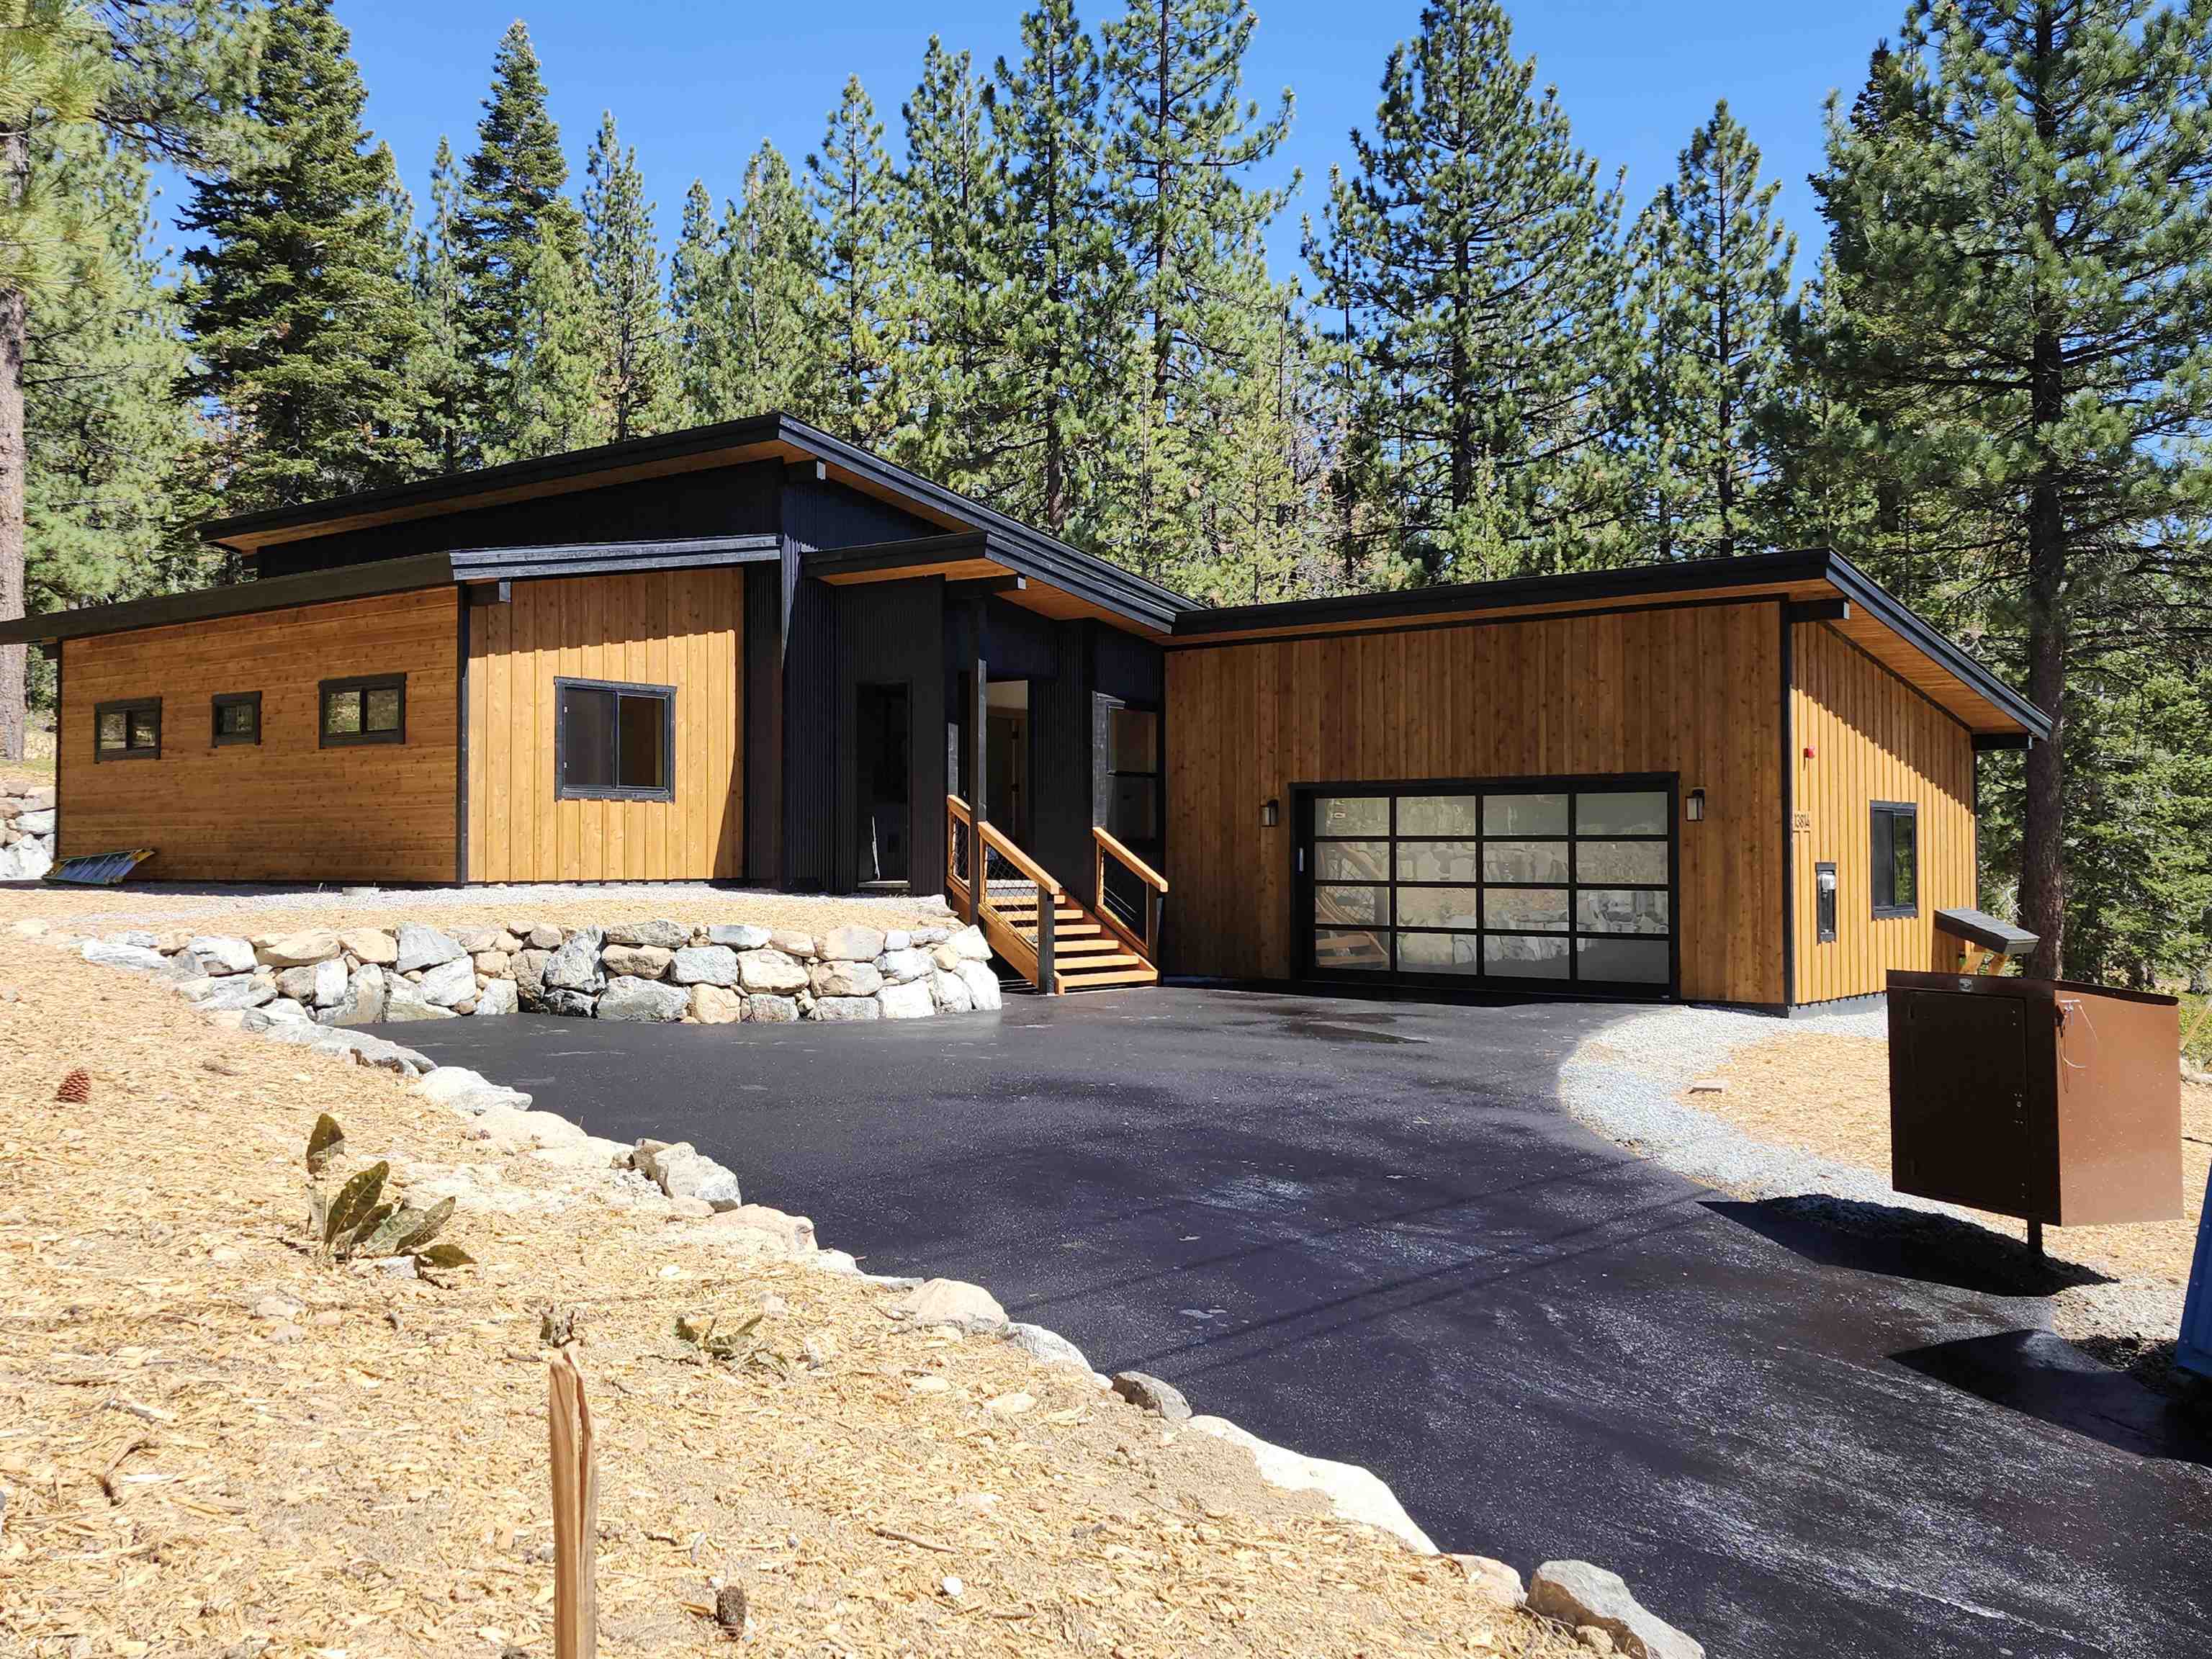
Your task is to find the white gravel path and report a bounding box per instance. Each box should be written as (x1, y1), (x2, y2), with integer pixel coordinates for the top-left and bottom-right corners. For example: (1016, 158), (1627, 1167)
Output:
(1558, 1004), (2188, 1367)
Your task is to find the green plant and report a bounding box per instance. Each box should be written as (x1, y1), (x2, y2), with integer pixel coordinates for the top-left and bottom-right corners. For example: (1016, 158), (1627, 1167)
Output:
(303, 1117), (474, 1272)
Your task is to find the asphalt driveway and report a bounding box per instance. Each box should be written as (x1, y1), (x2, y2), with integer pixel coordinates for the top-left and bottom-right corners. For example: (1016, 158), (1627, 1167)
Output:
(384, 989), (2212, 1658)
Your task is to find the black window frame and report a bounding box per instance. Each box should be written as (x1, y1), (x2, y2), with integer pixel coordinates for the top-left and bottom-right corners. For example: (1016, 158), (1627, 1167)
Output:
(211, 691), (262, 747)
(554, 675), (676, 802)
(1097, 696), (1161, 848)
(1870, 799), (1920, 919)
(1295, 772), (1679, 999)
(319, 673), (408, 748)
(93, 697), (162, 763)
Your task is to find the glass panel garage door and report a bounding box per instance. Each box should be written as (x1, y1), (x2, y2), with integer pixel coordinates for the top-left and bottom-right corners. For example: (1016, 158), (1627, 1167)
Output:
(1306, 780), (1675, 994)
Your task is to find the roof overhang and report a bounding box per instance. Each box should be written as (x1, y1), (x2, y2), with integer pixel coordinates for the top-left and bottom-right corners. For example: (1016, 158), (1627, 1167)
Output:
(807, 530), (1179, 637)
(1168, 549), (2049, 741)
(0, 535), (783, 647)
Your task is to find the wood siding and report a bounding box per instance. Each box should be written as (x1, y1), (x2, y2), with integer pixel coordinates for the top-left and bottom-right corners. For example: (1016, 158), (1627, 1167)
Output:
(465, 571), (743, 881)
(1789, 620), (1977, 1005)
(58, 587), (459, 881)
(1164, 602), (1785, 1004)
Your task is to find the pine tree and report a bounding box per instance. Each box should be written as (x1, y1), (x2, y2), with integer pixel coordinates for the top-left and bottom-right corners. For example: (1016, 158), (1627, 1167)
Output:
(24, 127), (207, 618)
(1099, 0), (1294, 578)
(454, 19), (580, 462)
(724, 142), (817, 419)
(408, 137), (471, 473)
(804, 76), (909, 449)
(1318, 0), (1627, 582)
(178, 0), (429, 510)
(580, 110), (677, 444)
(1620, 103), (1793, 559)
(897, 37), (1005, 490)
(989, 0), (1131, 540)
(506, 232), (606, 454)
(670, 179), (733, 423)
(1807, 0), (2212, 979)
(0, 0), (247, 758)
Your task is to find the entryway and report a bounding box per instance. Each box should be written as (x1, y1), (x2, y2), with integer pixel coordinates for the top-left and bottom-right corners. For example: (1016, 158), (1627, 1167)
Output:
(1297, 775), (1678, 996)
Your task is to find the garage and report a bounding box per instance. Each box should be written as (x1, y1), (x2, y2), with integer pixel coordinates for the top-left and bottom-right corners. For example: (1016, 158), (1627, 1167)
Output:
(1297, 775), (1678, 997)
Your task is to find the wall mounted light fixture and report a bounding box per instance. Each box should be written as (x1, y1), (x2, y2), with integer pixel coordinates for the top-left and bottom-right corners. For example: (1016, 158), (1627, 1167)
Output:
(1262, 797), (1280, 828)
(1686, 788), (1706, 822)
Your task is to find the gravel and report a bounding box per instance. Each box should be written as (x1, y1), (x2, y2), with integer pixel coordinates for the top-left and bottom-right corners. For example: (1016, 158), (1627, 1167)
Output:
(19, 880), (949, 935)
(1560, 1003), (1892, 1206)
(1559, 1004), (2190, 1382)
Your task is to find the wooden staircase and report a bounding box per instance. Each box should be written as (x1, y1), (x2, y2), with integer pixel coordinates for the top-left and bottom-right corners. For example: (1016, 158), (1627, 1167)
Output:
(946, 796), (1166, 995)
(992, 891), (1159, 992)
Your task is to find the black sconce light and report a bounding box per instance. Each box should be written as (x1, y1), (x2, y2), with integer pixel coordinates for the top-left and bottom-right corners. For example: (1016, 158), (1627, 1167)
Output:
(1262, 797), (1280, 828)
(1686, 787), (1706, 822)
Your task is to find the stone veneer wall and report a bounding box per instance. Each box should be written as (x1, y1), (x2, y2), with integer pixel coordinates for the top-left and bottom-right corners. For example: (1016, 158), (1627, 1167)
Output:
(0, 784), (55, 880)
(77, 917), (1004, 1030)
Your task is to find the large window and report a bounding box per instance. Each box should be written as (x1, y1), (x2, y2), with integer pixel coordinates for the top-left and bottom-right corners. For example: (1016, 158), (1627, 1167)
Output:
(94, 698), (161, 762)
(211, 691), (261, 746)
(1097, 701), (1159, 845)
(320, 674), (407, 747)
(1307, 779), (1675, 990)
(557, 678), (673, 801)
(1871, 801), (1919, 917)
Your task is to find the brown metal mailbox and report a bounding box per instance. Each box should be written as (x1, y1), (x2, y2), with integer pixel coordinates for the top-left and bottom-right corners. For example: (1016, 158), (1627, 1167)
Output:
(1887, 971), (2182, 1227)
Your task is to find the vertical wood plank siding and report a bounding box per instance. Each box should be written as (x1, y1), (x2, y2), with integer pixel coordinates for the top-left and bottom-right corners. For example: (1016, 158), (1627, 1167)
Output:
(1163, 602), (1786, 1005)
(58, 587), (460, 881)
(1789, 620), (1977, 1004)
(465, 570), (744, 881)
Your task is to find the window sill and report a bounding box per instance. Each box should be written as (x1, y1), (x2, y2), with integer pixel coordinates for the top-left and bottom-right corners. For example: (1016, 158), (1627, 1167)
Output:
(557, 787), (676, 804)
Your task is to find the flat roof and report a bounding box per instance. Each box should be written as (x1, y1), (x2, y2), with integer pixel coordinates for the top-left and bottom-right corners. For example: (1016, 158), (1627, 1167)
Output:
(1167, 548), (2049, 741)
(6, 415), (2044, 739)
(197, 411), (1192, 635)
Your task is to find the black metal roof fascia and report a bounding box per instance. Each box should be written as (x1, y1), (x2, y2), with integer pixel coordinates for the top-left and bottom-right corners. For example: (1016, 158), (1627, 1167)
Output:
(773, 416), (1192, 626)
(449, 534), (782, 581)
(1820, 552), (2051, 740)
(200, 415), (789, 547)
(800, 531), (994, 580)
(801, 527), (1179, 634)
(0, 552), (457, 646)
(1171, 548), (1836, 638)
(1170, 546), (2048, 739)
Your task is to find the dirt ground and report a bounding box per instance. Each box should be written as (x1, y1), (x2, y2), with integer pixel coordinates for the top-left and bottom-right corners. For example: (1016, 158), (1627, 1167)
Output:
(1690, 1031), (2210, 1289)
(0, 925), (1576, 1658)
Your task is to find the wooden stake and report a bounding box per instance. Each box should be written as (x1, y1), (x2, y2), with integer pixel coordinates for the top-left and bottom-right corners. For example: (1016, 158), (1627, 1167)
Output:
(548, 1345), (598, 1659)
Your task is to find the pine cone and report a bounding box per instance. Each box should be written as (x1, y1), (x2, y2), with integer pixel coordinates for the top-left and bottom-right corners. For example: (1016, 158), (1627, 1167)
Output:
(55, 1068), (91, 1105)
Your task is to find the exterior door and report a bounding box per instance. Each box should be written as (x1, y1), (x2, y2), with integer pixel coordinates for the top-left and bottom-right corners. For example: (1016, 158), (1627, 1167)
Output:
(1298, 775), (1678, 997)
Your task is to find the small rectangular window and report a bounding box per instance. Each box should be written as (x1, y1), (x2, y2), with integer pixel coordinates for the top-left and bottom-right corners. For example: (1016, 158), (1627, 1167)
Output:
(320, 674), (407, 747)
(94, 698), (161, 761)
(557, 678), (673, 801)
(1871, 801), (1919, 917)
(212, 691), (261, 746)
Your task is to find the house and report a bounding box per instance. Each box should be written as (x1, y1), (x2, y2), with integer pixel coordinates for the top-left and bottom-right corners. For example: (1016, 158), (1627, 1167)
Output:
(0, 413), (2049, 1011)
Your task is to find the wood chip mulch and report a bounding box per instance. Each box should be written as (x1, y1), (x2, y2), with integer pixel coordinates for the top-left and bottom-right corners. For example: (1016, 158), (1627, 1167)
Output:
(0, 925), (1575, 1658)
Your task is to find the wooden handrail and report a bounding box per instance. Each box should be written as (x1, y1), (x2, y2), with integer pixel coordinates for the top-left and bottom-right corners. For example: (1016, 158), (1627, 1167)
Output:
(979, 818), (1064, 896)
(948, 793), (972, 823)
(1092, 825), (1167, 894)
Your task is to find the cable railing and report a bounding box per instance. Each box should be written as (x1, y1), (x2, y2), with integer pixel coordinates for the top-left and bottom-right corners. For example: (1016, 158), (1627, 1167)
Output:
(1092, 824), (1167, 965)
(946, 794), (1061, 989)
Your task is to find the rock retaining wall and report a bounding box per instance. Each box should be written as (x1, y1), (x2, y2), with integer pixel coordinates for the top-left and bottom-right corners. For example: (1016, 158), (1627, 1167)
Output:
(0, 784), (55, 880)
(60, 915), (1003, 1028)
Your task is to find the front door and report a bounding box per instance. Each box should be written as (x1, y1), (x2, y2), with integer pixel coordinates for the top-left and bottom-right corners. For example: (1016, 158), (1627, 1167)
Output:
(1298, 775), (1678, 997)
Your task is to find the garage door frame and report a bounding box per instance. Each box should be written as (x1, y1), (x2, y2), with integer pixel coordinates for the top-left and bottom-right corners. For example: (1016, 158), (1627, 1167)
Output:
(1289, 771), (1681, 1002)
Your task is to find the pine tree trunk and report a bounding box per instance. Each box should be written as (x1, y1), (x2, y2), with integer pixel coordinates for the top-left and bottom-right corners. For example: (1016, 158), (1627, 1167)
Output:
(2022, 451), (2066, 980)
(0, 126), (26, 765)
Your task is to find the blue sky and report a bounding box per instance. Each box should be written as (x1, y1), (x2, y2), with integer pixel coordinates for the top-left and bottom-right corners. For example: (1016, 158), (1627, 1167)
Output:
(159, 0), (1910, 280)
